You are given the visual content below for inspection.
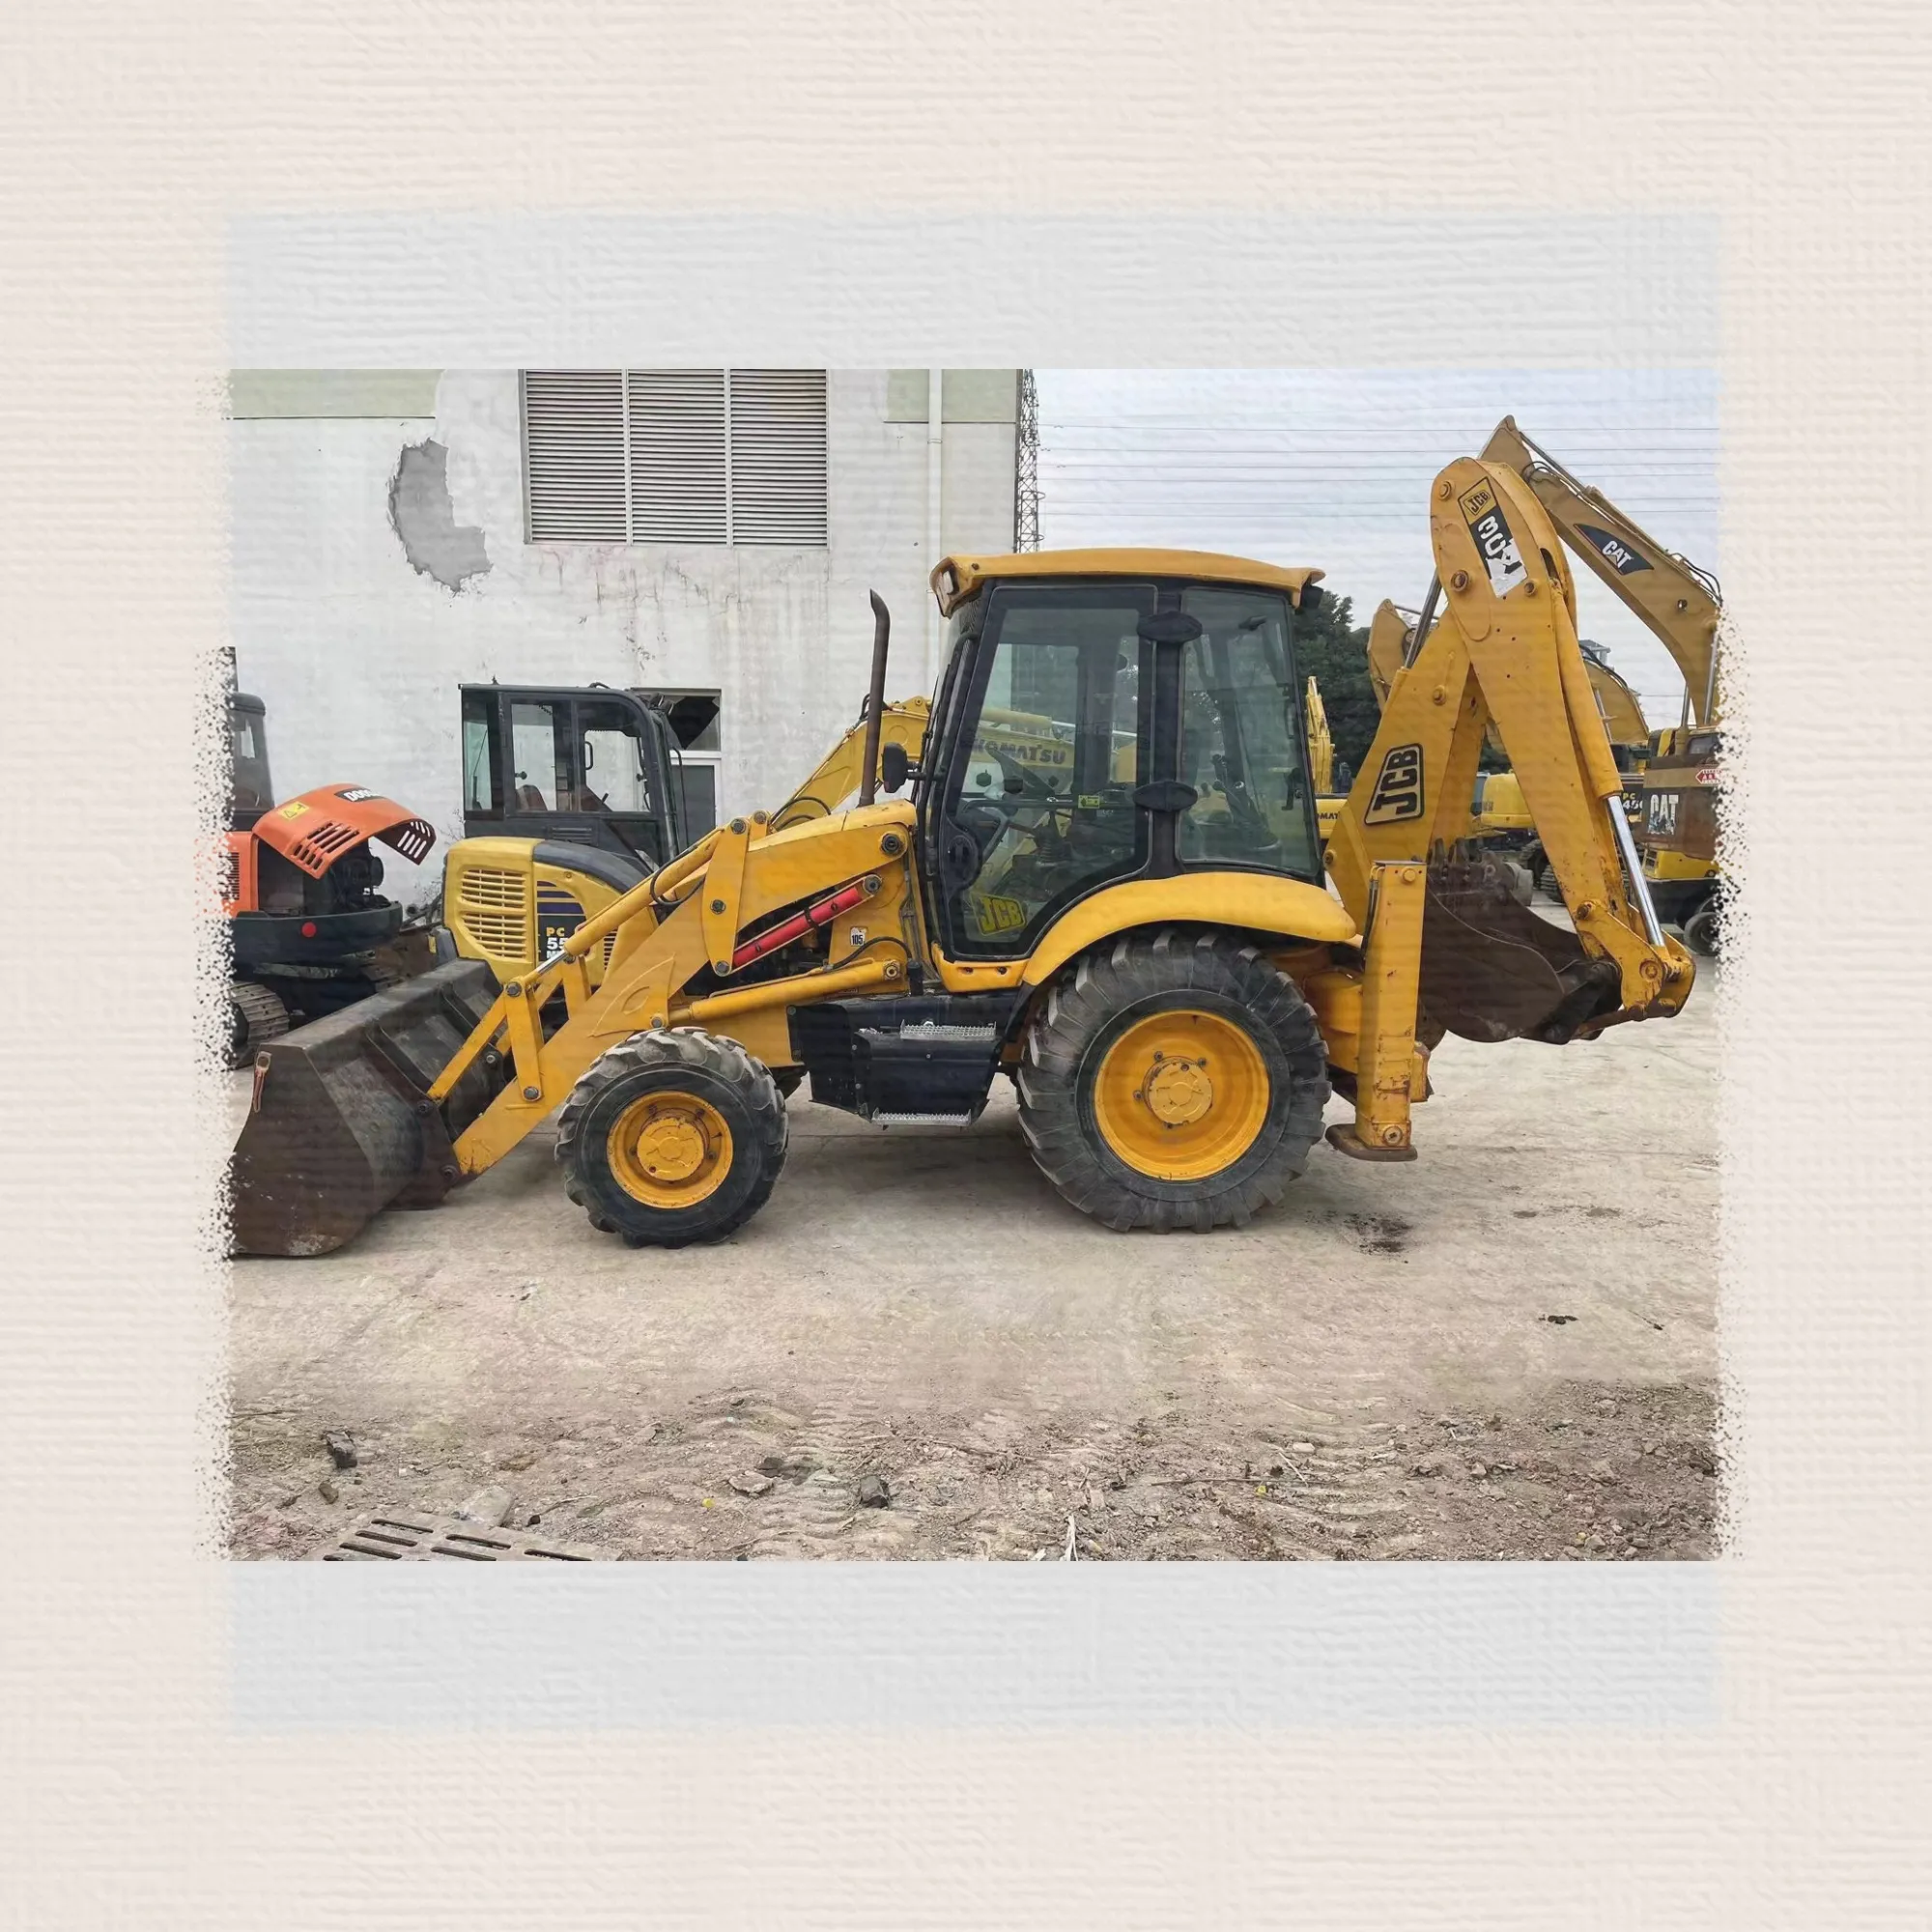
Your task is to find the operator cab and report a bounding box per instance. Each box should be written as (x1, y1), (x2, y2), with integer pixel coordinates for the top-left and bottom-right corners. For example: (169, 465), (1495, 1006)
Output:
(918, 554), (1326, 961)
(460, 684), (688, 873)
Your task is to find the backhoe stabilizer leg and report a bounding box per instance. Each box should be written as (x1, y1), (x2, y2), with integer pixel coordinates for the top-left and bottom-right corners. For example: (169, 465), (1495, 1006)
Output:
(1327, 860), (1425, 1163)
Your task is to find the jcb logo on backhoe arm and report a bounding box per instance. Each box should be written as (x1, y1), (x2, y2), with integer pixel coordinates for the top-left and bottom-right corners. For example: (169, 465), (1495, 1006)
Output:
(1457, 478), (1528, 600)
(1365, 744), (1425, 825)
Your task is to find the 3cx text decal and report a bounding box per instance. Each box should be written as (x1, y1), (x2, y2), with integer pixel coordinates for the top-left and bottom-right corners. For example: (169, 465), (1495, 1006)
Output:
(1457, 478), (1528, 600)
(1364, 743), (1425, 825)
(1576, 524), (1652, 575)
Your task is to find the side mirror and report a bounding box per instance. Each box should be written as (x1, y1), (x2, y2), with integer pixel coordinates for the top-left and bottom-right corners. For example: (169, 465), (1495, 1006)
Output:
(880, 741), (911, 794)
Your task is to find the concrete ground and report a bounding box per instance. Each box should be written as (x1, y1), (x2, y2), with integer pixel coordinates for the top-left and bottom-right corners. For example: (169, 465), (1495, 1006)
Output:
(228, 950), (1720, 1563)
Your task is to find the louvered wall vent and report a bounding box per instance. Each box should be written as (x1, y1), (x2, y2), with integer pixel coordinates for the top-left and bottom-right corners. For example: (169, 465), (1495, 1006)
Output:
(523, 369), (827, 546)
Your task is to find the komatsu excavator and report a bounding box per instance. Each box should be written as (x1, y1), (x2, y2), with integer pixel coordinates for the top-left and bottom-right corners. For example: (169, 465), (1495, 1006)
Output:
(231, 452), (1693, 1256)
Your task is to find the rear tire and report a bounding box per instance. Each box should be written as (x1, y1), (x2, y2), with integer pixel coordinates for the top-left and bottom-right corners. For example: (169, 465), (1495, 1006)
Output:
(555, 1028), (788, 1247)
(1015, 928), (1330, 1232)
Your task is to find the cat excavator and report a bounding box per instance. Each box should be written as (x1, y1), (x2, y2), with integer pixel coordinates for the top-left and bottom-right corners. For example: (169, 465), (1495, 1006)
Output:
(230, 450), (1694, 1257)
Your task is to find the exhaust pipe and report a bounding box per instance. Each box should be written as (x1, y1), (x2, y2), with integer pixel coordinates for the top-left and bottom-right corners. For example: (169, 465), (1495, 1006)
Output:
(856, 590), (891, 808)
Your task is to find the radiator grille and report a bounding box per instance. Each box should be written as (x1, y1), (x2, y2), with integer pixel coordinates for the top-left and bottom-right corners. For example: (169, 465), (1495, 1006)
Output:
(459, 867), (528, 909)
(455, 866), (529, 961)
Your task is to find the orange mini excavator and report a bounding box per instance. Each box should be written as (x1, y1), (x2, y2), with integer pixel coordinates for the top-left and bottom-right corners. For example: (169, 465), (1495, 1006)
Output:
(224, 689), (438, 1065)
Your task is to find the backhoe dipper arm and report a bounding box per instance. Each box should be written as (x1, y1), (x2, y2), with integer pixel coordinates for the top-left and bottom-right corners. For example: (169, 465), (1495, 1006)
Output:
(1329, 457), (1694, 1058)
(767, 697), (931, 832)
(1483, 416), (1722, 725)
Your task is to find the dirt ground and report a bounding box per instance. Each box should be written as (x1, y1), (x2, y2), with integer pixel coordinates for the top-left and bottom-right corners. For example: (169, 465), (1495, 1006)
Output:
(227, 950), (1720, 1564)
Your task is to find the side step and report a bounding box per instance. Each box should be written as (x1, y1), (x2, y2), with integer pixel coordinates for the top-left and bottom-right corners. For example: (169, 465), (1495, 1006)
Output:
(872, 1111), (978, 1127)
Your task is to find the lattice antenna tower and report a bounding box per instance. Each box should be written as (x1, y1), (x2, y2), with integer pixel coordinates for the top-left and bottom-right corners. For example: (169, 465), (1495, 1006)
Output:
(1014, 369), (1040, 551)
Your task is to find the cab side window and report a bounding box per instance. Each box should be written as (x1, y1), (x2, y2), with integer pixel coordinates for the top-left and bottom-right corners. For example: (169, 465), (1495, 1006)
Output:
(1177, 588), (1319, 880)
(462, 694), (502, 817)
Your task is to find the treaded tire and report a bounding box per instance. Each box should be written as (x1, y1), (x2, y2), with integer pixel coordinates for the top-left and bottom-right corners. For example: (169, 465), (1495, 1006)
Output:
(1015, 927), (1330, 1233)
(1682, 897), (1721, 957)
(555, 1028), (789, 1248)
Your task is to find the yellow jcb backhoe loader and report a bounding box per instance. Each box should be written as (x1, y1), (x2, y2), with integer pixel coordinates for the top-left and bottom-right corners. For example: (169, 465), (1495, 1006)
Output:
(230, 453), (1693, 1257)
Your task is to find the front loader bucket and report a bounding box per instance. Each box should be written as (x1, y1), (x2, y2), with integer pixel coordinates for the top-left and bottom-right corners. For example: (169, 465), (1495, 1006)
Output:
(1420, 856), (1621, 1045)
(229, 959), (508, 1258)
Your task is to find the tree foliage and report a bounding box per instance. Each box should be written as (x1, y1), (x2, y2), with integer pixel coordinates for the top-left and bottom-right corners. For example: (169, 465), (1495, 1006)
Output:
(1297, 588), (1510, 783)
(1294, 591), (1379, 786)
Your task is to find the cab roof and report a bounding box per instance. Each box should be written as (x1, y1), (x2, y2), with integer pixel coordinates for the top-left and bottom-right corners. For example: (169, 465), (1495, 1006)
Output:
(931, 549), (1323, 618)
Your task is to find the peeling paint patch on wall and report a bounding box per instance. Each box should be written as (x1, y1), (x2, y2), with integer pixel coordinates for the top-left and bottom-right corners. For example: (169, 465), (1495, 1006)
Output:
(388, 440), (491, 590)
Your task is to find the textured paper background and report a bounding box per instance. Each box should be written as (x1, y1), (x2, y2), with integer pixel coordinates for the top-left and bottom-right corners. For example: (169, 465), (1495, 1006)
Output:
(4, 3), (1929, 1924)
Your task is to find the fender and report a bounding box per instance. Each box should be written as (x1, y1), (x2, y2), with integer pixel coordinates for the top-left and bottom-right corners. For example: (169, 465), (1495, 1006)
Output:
(1017, 873), (1359, 988)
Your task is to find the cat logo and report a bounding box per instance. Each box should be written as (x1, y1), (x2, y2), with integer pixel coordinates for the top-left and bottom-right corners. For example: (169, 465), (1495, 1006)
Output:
(1364, 744), (1425, 825)
(1457, 477), (1528, 600)
(1576, 523), (1652, 576)
(1646, 791), (1680, 838)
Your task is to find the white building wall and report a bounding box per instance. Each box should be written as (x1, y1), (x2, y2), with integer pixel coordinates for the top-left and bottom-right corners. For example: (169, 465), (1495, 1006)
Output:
(229, 369), (1016, 909)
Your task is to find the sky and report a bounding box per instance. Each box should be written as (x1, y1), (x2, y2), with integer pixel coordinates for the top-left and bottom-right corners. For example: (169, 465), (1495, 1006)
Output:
(1034, 369), (1719, 728)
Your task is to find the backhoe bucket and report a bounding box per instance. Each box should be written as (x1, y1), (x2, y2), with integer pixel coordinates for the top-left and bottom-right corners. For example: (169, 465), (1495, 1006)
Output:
(1420, 856), (1621, 1045)
(230, 959), (508, 1258)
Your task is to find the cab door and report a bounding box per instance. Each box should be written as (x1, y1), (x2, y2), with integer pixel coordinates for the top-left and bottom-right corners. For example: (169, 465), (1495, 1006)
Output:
(921, 581), (1154, 960)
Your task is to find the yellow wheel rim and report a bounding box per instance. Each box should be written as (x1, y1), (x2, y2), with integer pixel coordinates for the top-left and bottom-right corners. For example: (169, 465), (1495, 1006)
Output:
(1091, 1009), (1270, 1181)
(605, 1090), (734, 1208)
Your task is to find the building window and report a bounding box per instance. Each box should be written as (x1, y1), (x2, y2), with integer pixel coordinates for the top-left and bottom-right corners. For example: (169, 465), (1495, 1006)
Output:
(644, 690), (722, 836)
(522, 370), (828, 547)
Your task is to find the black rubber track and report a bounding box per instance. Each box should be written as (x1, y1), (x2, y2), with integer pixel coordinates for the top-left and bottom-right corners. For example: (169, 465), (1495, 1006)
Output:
(227, 980), (290, 1068)
(554, 1028), (789, 1248)
(1015, 927), (1330, 1233)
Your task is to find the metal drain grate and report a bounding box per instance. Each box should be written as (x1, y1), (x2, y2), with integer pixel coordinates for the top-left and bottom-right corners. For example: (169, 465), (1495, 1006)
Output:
(308, 1512), (606, 1562)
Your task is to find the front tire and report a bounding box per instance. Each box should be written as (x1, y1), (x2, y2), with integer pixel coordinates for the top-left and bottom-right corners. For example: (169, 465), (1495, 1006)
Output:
(555, 1028), (789, 1247)
(1015, 928), (1330, 1233)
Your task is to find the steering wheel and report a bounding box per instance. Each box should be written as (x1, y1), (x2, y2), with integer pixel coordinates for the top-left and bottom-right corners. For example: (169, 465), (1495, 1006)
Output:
(987, 744), (1071, 809)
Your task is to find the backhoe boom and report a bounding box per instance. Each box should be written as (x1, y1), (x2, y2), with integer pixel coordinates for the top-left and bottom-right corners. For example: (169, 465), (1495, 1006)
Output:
(1328, 457), (1693, 1138)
